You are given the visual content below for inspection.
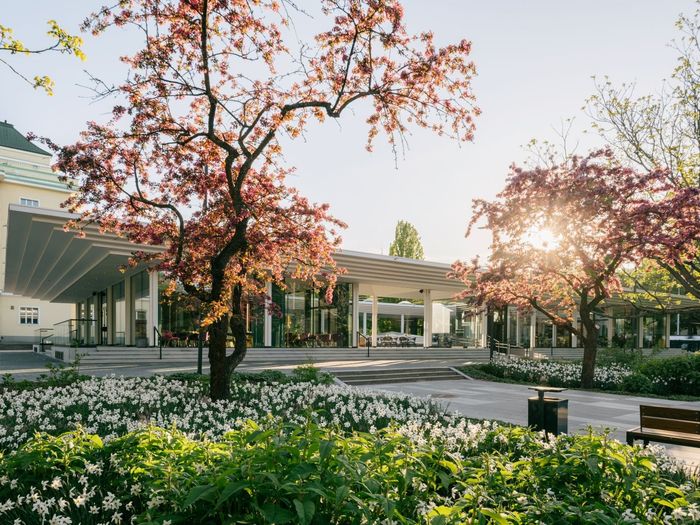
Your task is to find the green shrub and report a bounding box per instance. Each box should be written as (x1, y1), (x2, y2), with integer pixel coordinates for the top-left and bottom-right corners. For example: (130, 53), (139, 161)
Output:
(637, 354), (700, 396)
(233, 369), (291, 384)
(620, 372), (653, 394)
(0, 423), (697, 525)
(596, 347), (646, 368)
(290, 364), (334, 384)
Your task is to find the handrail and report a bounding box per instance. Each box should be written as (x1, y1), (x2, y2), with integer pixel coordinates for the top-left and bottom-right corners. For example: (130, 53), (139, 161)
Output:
(356, 331), (371, 357)
(153, 326), (162, 360)
(487, 335), (528, 359)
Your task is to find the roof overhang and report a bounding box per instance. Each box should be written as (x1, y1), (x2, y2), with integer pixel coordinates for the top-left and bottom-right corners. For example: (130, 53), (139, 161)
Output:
(4, 205), (165, 303)
(334, 250), (464, 300)
(4, 206), (465, 304)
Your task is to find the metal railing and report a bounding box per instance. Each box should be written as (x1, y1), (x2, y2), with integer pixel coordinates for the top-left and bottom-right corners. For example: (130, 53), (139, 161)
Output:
(34, 328), (53, 352)
(53, 319), (97, 347)
(487, 336), (528, 360)
(153, 326), (163, 360)
(356, 331), (371, 357)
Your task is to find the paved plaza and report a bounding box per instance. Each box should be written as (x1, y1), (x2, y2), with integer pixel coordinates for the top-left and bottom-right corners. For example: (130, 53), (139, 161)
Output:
(370, 378), (700, 471)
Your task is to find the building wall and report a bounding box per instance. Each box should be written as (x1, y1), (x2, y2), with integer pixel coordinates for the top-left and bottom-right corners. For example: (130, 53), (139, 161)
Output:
(0, 146), (74, 344)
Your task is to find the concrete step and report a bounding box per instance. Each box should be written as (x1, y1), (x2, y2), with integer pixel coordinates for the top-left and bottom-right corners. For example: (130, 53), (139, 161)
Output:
(0, 344), (33, 350)
(334, 367), (469, 385)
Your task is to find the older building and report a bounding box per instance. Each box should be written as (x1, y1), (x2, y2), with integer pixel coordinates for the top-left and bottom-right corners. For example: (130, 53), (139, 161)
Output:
(0, 121), (74, 345)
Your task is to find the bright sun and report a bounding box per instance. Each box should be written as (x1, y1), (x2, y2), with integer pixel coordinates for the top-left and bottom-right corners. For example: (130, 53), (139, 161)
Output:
(524, 226), (560, 250)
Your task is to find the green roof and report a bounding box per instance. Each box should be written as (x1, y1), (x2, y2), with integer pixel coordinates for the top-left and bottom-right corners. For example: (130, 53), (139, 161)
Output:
(0, 121), (51, 156)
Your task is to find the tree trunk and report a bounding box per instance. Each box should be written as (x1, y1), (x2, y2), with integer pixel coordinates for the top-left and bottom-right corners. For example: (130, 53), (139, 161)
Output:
(227, 284), (248, 373)
(581, 336), (597, 389)
(208, 314), (231, 400)
(580, 313), (598, 389)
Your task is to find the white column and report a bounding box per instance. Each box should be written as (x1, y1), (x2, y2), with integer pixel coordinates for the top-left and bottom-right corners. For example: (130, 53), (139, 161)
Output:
(637, 316), (644, 349)
(607, 309), (614, 348)
(106, 286), (114, 345)
(400, 314), (405, 334)
(529, 312), (536, 349)
(423, 289), (432, 348)
(480, 310), (488, 347)
(506, 308), (511, 343)
(676, 313), (680, 335)
(351, 284), (359, 347)
(124, 276), (133, 346)
(515, 310), (521, 347)
(664, 313), (671, 349)
(371, 295), (378, 347)
(551, 323), (557, 348)
(362, 312), (367, 334)
(147, 270), (159, 346)
(263, 282), (272, 347)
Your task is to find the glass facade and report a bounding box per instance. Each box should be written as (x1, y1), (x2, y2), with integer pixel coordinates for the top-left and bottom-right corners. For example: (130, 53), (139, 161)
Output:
(111, 282), (126, 345)
(66, 267), (699, 351)
(556, 325), (571, 348)
(131, 272), (150, 345)
(535, 316), (553, 347)
(518, 313), (530, 348)
(271, 282), (353, 347)
(430, 302), (484, 348)
(507, 308), (518, 346)
(642, 314), (665, 349)
(612, 316), (638, 349)
(159, 280), (199, 346)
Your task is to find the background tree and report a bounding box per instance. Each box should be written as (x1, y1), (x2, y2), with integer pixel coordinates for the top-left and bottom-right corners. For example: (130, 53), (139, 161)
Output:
(55, 0), (479, 400)
(388, 220), (425, 259)
(587, 3), (700, 299)
(0, 20), (84, 94)
(451, 149), (698, 388)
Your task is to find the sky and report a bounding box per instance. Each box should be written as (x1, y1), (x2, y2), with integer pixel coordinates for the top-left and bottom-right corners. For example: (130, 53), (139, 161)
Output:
(1, 1), (695, 263)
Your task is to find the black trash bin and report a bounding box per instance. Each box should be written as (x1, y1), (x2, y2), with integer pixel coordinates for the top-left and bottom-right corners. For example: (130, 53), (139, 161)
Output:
(527, 386), (568, 436)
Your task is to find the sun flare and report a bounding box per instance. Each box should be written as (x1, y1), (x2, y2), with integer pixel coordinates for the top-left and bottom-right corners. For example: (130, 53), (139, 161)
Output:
(524, 225), (560, 250)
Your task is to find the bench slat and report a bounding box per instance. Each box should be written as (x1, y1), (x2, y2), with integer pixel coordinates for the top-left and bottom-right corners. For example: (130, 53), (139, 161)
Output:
(641, 416), (700, 435)
(640, 405), (700, 422)
(627, 428), (700, 448)
(627, 405), (700, 449)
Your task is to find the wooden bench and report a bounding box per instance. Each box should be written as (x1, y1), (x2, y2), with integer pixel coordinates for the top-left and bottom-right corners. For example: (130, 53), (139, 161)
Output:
(626, 405), (700, 448)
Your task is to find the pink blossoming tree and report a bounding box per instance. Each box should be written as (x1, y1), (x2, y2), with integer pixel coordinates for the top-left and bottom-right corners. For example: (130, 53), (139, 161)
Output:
(452, 149), (700, 388)
(52, 0), (479, 399)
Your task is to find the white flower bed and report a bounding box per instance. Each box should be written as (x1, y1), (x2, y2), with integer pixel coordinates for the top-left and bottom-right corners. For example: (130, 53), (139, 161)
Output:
(0, 375), (452, 451)
(0, 375), (696, 525)
(488, 354), (632, 388)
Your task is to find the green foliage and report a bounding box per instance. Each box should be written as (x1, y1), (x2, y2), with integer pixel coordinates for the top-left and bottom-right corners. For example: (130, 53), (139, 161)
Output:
(290, 364), (335, 385)
(621, 373), (654, 394)
(467, 352), (700, 398)
(0, 423), (697, 524)
(0, 20), (85, 94)
(388, 220), (425, 259)
(596, 347), (647, 368)
(637, 354), (700, 396)
(231, 365), (333, 385)
(0, 360), (88, 392)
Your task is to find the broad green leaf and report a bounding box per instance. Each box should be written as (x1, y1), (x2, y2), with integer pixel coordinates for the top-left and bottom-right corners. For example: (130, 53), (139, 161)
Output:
(216, 480), (250, 507)
(182, 484), (217, 508)
(261, 503), (295, 524)
(293, 498), (315, 525)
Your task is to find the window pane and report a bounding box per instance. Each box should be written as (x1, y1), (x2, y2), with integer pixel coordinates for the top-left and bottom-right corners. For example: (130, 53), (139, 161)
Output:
(20, 198), (39, 207)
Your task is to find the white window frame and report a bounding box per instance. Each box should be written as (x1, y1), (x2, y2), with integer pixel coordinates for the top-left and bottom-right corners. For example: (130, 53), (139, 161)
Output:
(18, 306), (40, 325)
(19, 197), (40, 207)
